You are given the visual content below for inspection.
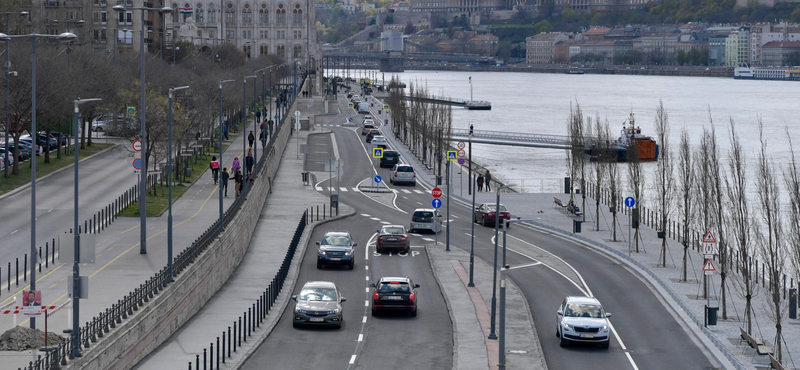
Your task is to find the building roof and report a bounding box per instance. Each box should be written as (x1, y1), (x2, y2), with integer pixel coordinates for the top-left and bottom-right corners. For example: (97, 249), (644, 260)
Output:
(763, 41), (800, 48)
(471, 34), (499, 41)
(528, 32), (567, 41)
(583, 27), (611, 36)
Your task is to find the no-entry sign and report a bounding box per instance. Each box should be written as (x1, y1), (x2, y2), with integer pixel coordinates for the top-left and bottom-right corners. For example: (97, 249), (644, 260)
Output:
(431, 187), (442, 198)
(132, 140), (142, 152)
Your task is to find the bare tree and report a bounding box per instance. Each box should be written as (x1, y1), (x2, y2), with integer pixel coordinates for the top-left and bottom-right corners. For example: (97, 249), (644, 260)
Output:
(755, 121), (786, 362)
(654, 101), (674, 267)
(707, 119), (730, 318)
(785, 128), (800, 329)
(603, 121), (621, 241)
(628, 128), (644, 253)
(592, 114), (607, 231)
(566, 103), (583, 204)
(678, 128), (694, 280)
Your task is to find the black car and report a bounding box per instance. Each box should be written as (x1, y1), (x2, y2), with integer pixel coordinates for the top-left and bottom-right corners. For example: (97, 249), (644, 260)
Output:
(366, 129), (382, 143)
(379, 150), (400, 168)
(316, 231), (357, 270)
(371, 277), (419, 317)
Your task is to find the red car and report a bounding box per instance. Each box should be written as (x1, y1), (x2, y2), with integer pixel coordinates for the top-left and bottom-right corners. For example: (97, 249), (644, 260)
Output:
(473, 203), (510, 227)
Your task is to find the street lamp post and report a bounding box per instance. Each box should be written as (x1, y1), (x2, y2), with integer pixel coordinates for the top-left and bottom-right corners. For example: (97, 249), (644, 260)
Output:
(218, 79), (234, 229)
(113, 4), (174, 255)
(167, 86), (188, 282)
(468, 164), (485, 288)
(498, 218), (532, 369)
(71, 97), (101, 358)
(488, 184), (510, 340)
(3, 31), (78, 330)
(3, 11), (27, 179)
(243, 75), (255, 174)
(53, 19), (85, 63)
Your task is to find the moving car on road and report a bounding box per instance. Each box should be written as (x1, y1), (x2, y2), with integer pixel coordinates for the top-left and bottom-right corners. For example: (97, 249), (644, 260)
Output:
(370, 135), (388, 148)
(361, 123), (375, 135)
(389, 164), (416, 186)
(371, 277), (419, 317)
(292, 281), (347, 328)
(410, 208), (441, 233)
(556, 296), (612, 349)
(366, 129), (382, 143)
(316, 231), (357, 270)
(474, 203), (511, 227)
(379, 150), (400, 168)
(376, 225), (409, 253)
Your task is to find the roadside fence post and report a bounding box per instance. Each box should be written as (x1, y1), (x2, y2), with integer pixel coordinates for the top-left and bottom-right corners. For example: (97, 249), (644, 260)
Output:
(228, 326), (232, 357)
(203, 348), (207, 370)
(217, 337), (220, 368)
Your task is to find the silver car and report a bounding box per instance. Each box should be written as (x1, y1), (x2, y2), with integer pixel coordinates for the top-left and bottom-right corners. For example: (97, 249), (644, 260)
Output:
(292, 281), (346, 329)
(556, 296), (612, 348)
(390, 164), (416, 186)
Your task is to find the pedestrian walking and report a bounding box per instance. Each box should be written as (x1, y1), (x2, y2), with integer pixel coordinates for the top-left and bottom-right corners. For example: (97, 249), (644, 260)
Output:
(256, 110), (262, 124)
(268, 119), (274, 137)
(484, 170), (492, 192)
(223, 124), (229, 140)
(248, 131), (255, 148)
(221, 168), (230, 196)
(476, 174), (484, 192)
(245, 173), (254, 189)
(234, 169), (243, 197)
(245, 148), (254, 174)
(232, 156), (241, 174)
(260, 130), (267, 147)
(209, 156), (220, 184)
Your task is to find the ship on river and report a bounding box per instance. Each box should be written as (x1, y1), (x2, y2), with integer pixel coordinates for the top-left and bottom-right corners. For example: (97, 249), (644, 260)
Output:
(586, 113), (659, 162)
(734, 66), (800, 81)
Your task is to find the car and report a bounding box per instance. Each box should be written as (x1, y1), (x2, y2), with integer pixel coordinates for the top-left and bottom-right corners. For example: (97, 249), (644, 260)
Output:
(370, 135), (388, 148)
(92, 120), (107, 132)
(358, 102), (370, 114)
(389, 164), (416, 185)
(2, 142), (31, 161)
(0, 152), (13, 169)
(0, 146), (24, 162)
(49, 132), (68, 146)
(363, 118), (375, 126)
(474, 203), (511, 227)
(17, 137), (43, 156)
(556, 296), (612, 349)
(379, 150), (400, 168)
(371, 277), (419, 317)
(316, 231), (357, 269)
(366, 129), (382, 143)
(36, 133), (58, 149)
(361, 123), (376, 135)
(292, 281), (346, 328)
(410, 208), (441, 233)
(376, 225), (409, 253)
(362, 115), (372, 122)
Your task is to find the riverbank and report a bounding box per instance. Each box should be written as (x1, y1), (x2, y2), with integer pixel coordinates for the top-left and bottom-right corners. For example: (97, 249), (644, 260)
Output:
(348, 64), (734, 78)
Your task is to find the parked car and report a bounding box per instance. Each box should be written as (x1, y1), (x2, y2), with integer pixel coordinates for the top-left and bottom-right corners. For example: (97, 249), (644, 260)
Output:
(292, 281), (346, 328)
(370, 135), (388, 148)
(379, 150), (400, 168)
(361, 123), (375, 136)
(49, 132), (68, 146)
(0, 144), (27, 161)
(17, 137), (43, 156)
(410, 208), (440, 234)
(371, 277), (419, 317)
(0, 151), (13, 169)
(36, 133), (58, 149)
(316, 231), (356, 270)
(376, 225), (409, 253)
(92, 120), (107, 132)
(556, 296), (612, 349)
(389, 164), (416, 186)
(366, 129), (382, 143)
(474, 203), (511, 227)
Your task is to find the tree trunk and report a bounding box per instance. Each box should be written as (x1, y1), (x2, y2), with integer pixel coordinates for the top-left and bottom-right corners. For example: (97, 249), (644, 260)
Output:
(80, 117), (87, 149)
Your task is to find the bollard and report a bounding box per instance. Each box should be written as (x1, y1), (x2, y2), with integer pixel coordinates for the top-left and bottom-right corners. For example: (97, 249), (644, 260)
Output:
(216, 337), (220, 368)
(7, 262), (10, 290)
(210, 342), (213, 370)
(203, 348), (207, 370)
(232, 323), (237, 352)
(239, 316), (242, 347)
(228, 326), (232, 357)
(317, 205), (319, 221)
(23, 255), (26, 282)
(222, 333), (226, 363)
(189, 362), (192, 370)
(15, 259), (18, 286)
(39, 246), (42, 272)
(196, 354), (199, 370)
(45, 243), (49, 269)
(52, 238), (55, 264)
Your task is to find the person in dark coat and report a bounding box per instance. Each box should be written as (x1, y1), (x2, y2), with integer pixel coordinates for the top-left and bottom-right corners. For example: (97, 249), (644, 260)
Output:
(245, 148), (254, 174)
(484, 170), (492, 192)
(234, 170), (243, 197)
(248, 131), (255, 148)
(221, 168), (230, 196)
(268, 119), (274, 137)
(260, 130), (267, 147)
(476, 174), (484, 192)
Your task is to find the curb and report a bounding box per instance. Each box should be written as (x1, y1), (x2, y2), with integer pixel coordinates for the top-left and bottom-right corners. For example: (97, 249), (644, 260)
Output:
(423, 245), (460, 370)
(504, 276), (548, 370)
(231, 204), (357, 369)
(518, 220), (744, 370)
(0, 144), (117, 201)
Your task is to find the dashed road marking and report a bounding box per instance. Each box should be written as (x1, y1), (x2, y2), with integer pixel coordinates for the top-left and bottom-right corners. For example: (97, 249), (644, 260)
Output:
(352, 187), (360, 192)
(401, 189), (411, 193)
(370, 217), (381, 221)
(47, 209), (54, 213)
(362, 316), (367, 323)
(315, 186), (323, 191)
(361, 214), (371, 217)
(364, 300), (369, 307)
(340, 187), (348, 192)
(10, 229), (18, 235)
(349, 355), (357, 364)
(358, 334), (363, 342)
(413, 190), (424, 194)
(422, 238), (434, 242)
(380, 221), (390, 224)
(411, 233), (421, 237)
(365, 275), (369, 281)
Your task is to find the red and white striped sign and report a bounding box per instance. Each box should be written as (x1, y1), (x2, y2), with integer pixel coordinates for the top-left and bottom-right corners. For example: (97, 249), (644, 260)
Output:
(2, 305), (56, 315)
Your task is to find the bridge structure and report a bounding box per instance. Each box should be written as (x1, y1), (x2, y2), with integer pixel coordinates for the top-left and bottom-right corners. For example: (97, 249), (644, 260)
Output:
(322, 38), (495, 72)
(449, 128), (598, 149)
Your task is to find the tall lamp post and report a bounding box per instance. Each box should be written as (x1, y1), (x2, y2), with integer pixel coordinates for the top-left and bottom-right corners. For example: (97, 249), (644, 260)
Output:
(71, 97), (102, 358)
(218, 79), (235, 229)
(113, 4), (173, 255)
(243, 75), (256, 172)
(468, 164), (485, 288)
(498, 218), (530, 369)
(255, 66), (270, 160)
(2, 31), (78, 330)
(53, 19), (85, 63)
(167, 86), (189, 282)
(3, 11), (27, 179)
(488, 184), (510, 340)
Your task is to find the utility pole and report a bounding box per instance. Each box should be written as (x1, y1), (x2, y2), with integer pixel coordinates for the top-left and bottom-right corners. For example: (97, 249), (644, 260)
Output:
(446, 160), (450, 252)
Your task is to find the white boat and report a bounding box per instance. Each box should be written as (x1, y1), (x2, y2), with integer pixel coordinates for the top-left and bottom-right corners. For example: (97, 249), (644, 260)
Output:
(734, 66), (800, 81)
(466, 76), (492, 110)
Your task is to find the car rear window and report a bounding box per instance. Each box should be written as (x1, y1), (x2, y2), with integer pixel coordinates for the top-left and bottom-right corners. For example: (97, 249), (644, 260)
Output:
(384, 152), (398, 158)
(381, 227), (405, 235)
(413, 211), (434, 219)
(378, 282), (410, 293)
(396, 166), (413, 172)
(364, 124), (374, 129)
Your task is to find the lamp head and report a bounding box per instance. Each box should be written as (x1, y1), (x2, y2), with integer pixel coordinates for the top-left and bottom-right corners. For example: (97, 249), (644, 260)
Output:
(0, 33), (12, 42)
(112, 5), (126, 12)
(160, 6), (174, 13)
(58, 32), (78, 42)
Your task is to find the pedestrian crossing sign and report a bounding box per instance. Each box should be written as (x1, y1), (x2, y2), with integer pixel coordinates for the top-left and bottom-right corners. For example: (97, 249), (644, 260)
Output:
(383, 104), (389, 110)
(126, 107), (136, 116)
(373, 148), (383, 158)
(348, 102), (354, 109)
(447, 150), (457, 161)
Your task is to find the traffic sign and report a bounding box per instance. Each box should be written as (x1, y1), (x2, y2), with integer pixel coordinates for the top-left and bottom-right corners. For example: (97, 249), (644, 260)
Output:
(702, 231), (716, 243)
(374, 175), (382, 183)
(348, 117), (353, 122)
(457, 157), (466, 165)
(447, 150), (457, 161)
(133, 158), (143, 171)
(274, 114), (279, 121)
(431, 187), (442, 198)
(702, 243), (718, 258)
(383, 104), (389, 110)
(132, 140), (142, 152)
(702, 259), (716, 275)
(348, 102), (354, 109)
(372, 147), (383, 158)
(432, 198), (442, 209)
(126, 107), (136, 116)
(457, 141), (465, 149)
(457, 149), (466, 158)
(625, 197), (636, 208)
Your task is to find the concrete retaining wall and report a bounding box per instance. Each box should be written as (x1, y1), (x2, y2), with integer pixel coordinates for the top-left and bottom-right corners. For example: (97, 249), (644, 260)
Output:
(71, 99), (298, 370)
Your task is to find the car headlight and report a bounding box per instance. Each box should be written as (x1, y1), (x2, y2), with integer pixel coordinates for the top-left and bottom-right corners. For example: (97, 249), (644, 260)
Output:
(295, 306), (303, 313)
(562, 322), (572, 330)
(345, 251), (352, 256)
(319, 250), (326, 255)
(333, 307), (341, 314)
(601, 324), (608, 331)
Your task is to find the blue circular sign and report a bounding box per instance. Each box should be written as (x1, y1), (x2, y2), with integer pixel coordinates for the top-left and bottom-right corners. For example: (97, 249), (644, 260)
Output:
(457, 157), (466, 165)
(432, 198), (442, 209)
(348, 117), (353, 122)
(625, 196), (636, 208)
(374, 175), (382, 183)
(133, 158), (142, 170)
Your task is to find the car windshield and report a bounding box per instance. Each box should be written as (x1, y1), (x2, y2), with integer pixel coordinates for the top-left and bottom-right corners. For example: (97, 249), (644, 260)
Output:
(397, 166), (414, 172)
(486, 205), (507, 212)
(299, 288), (337, 301)
(381, 227), (405, 235)
(364, 125), (374, 129)
(384, 152), (398, 158)
(321, 235), (351, 246)
(378, 282), (410, 293)
(414, 211), (434, 219)
(565, 304), (604, 318)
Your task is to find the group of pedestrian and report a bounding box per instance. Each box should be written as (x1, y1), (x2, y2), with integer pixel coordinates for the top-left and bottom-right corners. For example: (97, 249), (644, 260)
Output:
(475, 170), (492, 192)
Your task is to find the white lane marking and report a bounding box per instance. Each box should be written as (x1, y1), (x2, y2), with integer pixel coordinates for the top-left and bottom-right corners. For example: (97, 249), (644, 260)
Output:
(10, 229), (18, 235)
(362, 316), (367, 323)
(366, 287), (370, 292)
(349, 355), (357, 365)
(358, 334), (363, 342)
(402, 196), (409, 200)
(401, 189), (411, 193)
(47, 209), (54, 213)
(413, 190), (424, 194)
(340, 187), (349, 192)
(506, 234), (593, 297)
(464, 233), (473, 237)
(380, 221), (390, 225)
(370, 217), (381, 221)
(365, 300), (369, 306)
(330, 128), (341, 159)
(365, 233), (377, 261)
(422, 238), (434, 242)
(315, 186), (323, 191)
(352, 187), (360, 192)
(329, 187), (336, 192)
(365, 266), (369, 270)
(361, 214), (371, 217)
(411, 233), (422, 237)
(507, 262), (542, 270)
(452, 215), (459, 219)
(365, 275), (369, 281)
(416, 202), (423, 205)
(391, 189), (398, 193)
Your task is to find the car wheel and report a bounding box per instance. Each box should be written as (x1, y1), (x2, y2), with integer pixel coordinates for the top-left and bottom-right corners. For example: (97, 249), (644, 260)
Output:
(372, 307), (378, 316)
(317, 260), (323, 269)
(349, 261), (354, 270)
(404, 246), (410, 254)
(559, 333), (568, 347)
(410, 309), (417, 317)
(600, 341), (609, 349)
(293, 322), (299, 328)
(481, 216), (487, 226)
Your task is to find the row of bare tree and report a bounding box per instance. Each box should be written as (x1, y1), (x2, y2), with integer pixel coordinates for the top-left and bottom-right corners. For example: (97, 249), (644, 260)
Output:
(569, 103), (797, 362)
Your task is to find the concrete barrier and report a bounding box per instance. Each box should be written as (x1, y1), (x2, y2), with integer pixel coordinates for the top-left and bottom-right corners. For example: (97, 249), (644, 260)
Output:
(70, 98), (299, 370)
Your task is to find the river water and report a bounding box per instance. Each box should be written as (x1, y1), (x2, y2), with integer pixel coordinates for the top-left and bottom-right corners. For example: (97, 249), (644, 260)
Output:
(373, 70), (800, 205)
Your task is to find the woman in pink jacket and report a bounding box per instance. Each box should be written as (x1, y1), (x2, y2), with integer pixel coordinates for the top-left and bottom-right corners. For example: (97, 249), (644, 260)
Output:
(231, 156), (241, 174)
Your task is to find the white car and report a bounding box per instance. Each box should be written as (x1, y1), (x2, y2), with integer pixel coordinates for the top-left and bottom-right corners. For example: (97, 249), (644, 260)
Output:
(556, 296), (612, 349)
(371, 135), (388, 148)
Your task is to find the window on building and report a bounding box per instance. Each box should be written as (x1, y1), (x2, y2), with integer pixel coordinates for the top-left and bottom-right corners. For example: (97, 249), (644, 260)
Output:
(197, 3), (204, 23)
(292, 4), (302, 25)
(260, 30), (268, 39)
(225, 4), (235, 25)
(260, 44), (268, 55)
(208, 4), (216, 23)
(226, 30), (234, 39)
(100, 11), (107, 24)
(259, 4), (268, 25)
(244, 44), (251, 58)
(242, 4), (252, 24)
(183, 3), (191, 22)
(277, 44), (284, 57)
(293, 44), (301, 57)
(276, 3), (285, 25)
(93, 11), (99, 24)
(293, 30), (300, 39)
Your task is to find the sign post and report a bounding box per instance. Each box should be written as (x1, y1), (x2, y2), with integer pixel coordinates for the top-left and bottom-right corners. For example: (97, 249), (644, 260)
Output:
(432, 198), (442, 247)
(295, 110), (300, 159)
(625, 197), (635, 257)
(701, 231), (718, 311)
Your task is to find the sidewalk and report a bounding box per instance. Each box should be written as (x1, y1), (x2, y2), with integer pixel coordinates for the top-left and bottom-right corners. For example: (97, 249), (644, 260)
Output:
(134, 97), (333, 369)
(0, 116), (261, 369)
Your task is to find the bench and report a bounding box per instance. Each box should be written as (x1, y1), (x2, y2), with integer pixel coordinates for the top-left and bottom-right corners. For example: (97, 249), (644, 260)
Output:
(769, 354), (787, 370)
(554, 197), (567, 209)
(739, 327), (773, 362)
(568, 203), (583, 217)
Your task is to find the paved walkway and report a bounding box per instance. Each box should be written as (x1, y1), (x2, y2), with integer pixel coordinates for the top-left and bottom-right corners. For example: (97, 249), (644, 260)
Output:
(134, 98), (336, 369)
(0, 116), (262, 369)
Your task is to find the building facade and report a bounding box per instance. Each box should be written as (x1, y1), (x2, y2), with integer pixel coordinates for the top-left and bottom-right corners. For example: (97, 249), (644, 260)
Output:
(762, 41), (800, 66)
(526, 32), (568, 64)
(725, 31), (740, 66)
(411, 0), (507, 13)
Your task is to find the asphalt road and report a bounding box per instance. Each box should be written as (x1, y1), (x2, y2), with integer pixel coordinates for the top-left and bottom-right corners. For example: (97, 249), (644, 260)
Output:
(243, 96), (719, 370)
